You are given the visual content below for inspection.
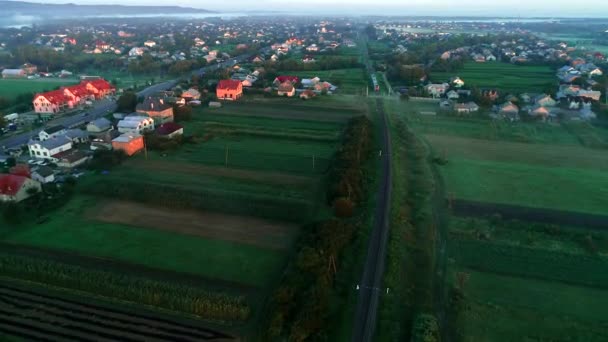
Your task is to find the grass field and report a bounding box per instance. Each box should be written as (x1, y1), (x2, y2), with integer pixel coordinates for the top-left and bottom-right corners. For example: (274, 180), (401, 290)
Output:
(430, 62), (556, 93)
(1, 196), (286, 288)
(0, 78), (80, 99)
(452, 270), (608, 341)
(276, 68), (367, 94)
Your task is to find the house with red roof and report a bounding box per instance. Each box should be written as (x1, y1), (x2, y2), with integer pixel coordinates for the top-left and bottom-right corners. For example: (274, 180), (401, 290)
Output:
(273, 76), (299, 86)
(33, 89), (72, 114)
(82, 79), (115, 99)
(216, 80), (243, 101)
(0, 174), (41, 202)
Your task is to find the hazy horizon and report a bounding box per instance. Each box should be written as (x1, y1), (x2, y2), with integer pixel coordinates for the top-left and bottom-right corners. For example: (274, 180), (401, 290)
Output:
(3, 0), (608, 18)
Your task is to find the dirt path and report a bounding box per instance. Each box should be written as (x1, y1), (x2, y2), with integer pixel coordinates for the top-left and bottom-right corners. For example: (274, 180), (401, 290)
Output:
(91, 200), (298, 250)
(131, 159), (315, 188)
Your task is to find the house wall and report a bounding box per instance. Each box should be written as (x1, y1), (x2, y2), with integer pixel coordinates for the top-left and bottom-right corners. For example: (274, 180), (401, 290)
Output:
(28, 141), (72, 160)
(112, 138), (144, 156)
(217, 86), (243, 101)
(33, 96), (62, 114)
(0, 179), (41, 202)
(142, 108), (174, 124)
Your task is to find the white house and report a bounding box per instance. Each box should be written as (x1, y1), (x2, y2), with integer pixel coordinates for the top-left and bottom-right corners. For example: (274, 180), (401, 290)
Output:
(117, 116), (155, 134)
(31, 166), (55, 184)
(28, 136), (73, 160)
(0, 174), (41, 202)
(144, 40), (157, 48)
(39, 125), (67, 141)
(450, 77), (465, 88)
(425, 83), (450, 98)
(129, 47), (146, 57)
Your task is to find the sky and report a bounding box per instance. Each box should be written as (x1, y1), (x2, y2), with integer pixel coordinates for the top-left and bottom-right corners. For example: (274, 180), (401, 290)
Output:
(12, 0), (608, 17)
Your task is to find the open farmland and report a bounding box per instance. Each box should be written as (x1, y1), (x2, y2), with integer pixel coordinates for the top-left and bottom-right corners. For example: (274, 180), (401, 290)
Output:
(0, 78), (79, 99)
(430, 62), (556, 93)
(447, 216), (608, 341)
(0, 280), (236, 341)
(0, 96), (366, 338)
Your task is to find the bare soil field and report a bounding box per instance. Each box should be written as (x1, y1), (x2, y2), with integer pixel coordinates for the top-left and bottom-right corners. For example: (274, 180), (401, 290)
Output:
(91, 200), (298, 250)
(130, 159), (315, 188)
(426, 134), (608, 171)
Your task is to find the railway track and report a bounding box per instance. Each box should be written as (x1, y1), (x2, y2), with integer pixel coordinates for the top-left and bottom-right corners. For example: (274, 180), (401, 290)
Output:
(351, 97), (393, 342)
(0, 283), (234, 341)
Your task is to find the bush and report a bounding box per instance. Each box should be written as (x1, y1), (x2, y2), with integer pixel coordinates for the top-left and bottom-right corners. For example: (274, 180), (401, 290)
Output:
(333, 197), (355, 218)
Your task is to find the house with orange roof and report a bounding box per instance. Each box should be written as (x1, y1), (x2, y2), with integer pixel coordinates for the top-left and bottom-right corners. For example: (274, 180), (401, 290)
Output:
(216, 80), (243, 101)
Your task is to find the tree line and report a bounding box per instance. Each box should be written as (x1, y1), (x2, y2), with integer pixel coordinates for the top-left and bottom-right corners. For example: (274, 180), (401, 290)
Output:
(263, 116), (374, 341)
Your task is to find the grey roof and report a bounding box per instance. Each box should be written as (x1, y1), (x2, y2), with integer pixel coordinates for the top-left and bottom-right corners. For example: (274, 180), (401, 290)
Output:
(65, 129), (88, 139)
(136, 97), (172, 112)
(34, 166), (54, 177)
(113, 133), (141, 143)
(43, 125), (66, 135)
(39, 136), (71, 150)
(89, 117), (112, 130)
(2, 69), (24, 75)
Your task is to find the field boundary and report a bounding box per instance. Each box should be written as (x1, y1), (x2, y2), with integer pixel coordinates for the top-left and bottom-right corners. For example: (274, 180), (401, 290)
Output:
(451, 199), (608, 229)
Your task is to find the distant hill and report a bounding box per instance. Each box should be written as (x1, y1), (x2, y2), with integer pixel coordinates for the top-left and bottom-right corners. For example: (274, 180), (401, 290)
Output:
(0, 0), (214, 18)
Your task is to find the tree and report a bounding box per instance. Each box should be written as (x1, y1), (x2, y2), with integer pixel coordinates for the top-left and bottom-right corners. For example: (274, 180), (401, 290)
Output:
(116, 91), (138, 112)
(333, 197), (354, 218)
(173, 104), (192, 122)
(0, 116), (6, 130)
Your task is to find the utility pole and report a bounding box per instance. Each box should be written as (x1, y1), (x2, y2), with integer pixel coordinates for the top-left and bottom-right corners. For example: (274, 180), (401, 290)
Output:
(225, 144), (228, 167)
(312, 154), (316, 170)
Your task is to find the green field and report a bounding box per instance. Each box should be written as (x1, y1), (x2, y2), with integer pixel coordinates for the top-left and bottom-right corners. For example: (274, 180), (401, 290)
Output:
(0, 78), (80, 99)
(1, 196), (285, 288)
(430, 62), (556, 93)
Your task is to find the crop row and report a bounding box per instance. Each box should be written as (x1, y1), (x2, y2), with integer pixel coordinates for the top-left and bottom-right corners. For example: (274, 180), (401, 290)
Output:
(0, 253), (250, 322)
(83, 178), (315, 222)
(0, 283), (232, 341)
(453, 239), (608, 288)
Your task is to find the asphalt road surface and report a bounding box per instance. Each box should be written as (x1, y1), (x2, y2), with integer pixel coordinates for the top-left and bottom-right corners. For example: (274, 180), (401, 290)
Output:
(0, 49), (263, 150)
(351, 97), (393, 342)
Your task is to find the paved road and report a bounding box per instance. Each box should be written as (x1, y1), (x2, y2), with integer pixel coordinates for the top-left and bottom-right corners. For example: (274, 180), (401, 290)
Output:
(0, 49), (262, 150)
(352, 97), (393, 342)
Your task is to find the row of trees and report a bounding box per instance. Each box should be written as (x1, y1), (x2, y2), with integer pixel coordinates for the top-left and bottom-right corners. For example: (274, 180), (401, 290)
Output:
(267, 56), (361, 72)
(377, 112), (440, 341)
(264, 116), (374, 341)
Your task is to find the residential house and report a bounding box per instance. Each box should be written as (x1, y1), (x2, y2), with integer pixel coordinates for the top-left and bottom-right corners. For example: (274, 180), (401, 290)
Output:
(136, 97), (174, 124)
(277, 82), (296, 97)
(302, 77), (321, 87)
(300, 90), (316, 100)
(302, 55), (316, 63)
(144, 40), (157, 48)
(2, 69), (26, 78)
(112, 133), (145, 156)
(64, 129), (89, 144)
(28, 136), (73, 160)
(450, 77), (465, 88)
(82, 79), (115, 99)
(39, 125), (67, 141)
(129, 47), (146, 57)
(31, 166), (55, 184)
(117, 116), (155, 134)
(33, 90), (71, 114)
(156, 122), (184, 139)
(446, 90), (459, 100)
(534, 94), (557, 107)
(306, 44), (319, 52)
(453, 102), (479, 115)
(498, 102), (520, 120)
(55, 150), (90, 168)
(21, 63), (38, 74)
(86, 118), (113, 134)
(425, 83), (449, 98)
(0, 174), (41, 202)
(529, 104), (551, 120)
(216, 79), (243, 101)
(274, 76), (299, 86)
(181, 88), (201, 101)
